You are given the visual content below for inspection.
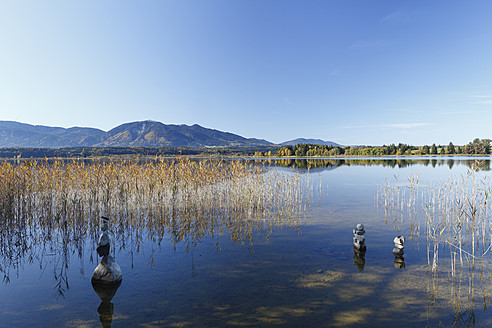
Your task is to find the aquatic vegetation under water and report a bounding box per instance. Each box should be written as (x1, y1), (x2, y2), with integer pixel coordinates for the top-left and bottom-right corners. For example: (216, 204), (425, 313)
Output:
(0, 158), (306, 285)
(379, 162), (492, 324)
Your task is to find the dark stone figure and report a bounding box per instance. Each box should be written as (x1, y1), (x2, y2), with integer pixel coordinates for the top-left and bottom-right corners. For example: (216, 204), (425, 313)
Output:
(92, 216), (122, 284)
(92, 216), (122, 327)
(353, 224), (366, 250)
(352, 224), (366, 271)
(97, 244), (110, 257)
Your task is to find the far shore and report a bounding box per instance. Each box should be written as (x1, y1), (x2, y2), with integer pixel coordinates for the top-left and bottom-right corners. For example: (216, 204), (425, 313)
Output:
(1, 154), (491, 161)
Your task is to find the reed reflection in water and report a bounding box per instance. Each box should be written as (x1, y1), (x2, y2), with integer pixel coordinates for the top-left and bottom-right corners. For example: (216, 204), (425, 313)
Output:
(0, 158), (305, 288)
(379, 160), (492, 326)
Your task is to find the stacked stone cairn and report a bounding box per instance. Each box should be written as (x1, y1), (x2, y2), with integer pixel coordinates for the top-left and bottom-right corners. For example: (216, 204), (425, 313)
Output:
(392, 236), (405, 269)
(92, 216), (123, 285)
(92, 216), (123, 328)
(353, 224), (366, 250)
(352, 224), (366, 271)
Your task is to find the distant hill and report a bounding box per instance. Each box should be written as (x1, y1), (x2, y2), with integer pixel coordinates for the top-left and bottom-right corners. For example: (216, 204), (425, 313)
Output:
(0, 121), (105, 148)
(280, 138), (342, 147)
(0, 120), (273, 148)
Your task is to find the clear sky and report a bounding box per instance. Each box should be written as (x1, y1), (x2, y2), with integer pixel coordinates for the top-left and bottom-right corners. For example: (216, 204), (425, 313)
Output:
(1, 1), (492, 146)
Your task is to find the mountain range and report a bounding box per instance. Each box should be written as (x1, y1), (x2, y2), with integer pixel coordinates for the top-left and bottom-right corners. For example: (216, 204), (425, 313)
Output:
(0, 120), (340, 149)
(0, 120), (273, 148)
(280, 138), (341, 147)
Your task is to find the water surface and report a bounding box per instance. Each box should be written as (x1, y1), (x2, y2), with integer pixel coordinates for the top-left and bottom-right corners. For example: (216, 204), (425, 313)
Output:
(1, 157), (491, 327)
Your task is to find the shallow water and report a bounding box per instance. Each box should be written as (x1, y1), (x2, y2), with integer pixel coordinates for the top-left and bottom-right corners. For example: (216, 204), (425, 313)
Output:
(1, 157), (492, 327)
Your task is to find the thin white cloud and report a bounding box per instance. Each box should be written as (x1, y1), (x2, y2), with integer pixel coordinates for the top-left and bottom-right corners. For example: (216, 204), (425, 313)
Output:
(382, 11), (413, 24)
(350, 40), (392, 49)
(436, 111), (460, 115)
(388, 123), (431, 129)
(383, 108), (424, 114)
(329, 69), (341, 76)
(464, 95), (492, 105)
(437, 109), (492, 115)
(283, 98), (295, 106)
(340, 123), (431, 129)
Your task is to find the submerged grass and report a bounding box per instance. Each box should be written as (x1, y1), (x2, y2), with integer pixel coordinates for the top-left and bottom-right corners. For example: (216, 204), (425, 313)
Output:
(379, 162), (492, 323)
(0, 158), (305, 284)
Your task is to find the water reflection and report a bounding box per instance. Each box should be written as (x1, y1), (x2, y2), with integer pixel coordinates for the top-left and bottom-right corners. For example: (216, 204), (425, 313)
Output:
(92, 281), (121, 328)
(273, 157), (491, 171)
(393, 255), (405, 269)
(353, 247), (366, 271)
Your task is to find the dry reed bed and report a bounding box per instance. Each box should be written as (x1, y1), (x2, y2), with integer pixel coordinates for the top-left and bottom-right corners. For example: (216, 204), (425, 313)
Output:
(0, 158), (305, 281)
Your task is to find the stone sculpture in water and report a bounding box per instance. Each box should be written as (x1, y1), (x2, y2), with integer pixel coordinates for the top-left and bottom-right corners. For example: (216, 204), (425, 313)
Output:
(392, 235), (405, 269)
(92, 216), (122, 284)
(352, 224), (366, 250)
(352, 224), (366, 271)
(92, 216), (122, 328)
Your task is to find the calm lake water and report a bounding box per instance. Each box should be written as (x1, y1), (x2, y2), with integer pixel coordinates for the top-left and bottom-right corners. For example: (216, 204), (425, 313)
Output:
(1, 157), (492, 327)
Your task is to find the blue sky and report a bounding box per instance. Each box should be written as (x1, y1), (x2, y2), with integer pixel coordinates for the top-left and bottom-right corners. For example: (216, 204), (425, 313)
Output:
(1, 1), (492, 145)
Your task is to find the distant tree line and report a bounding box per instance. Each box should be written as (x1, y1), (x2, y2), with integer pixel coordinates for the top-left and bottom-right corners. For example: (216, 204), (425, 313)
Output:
(0, 146), (278, 159)
(1, 139), (490, 160)
(276, 138), (491, 157)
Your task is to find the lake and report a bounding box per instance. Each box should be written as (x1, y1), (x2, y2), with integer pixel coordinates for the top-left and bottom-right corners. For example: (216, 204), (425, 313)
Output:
(1, 157), (491, 327)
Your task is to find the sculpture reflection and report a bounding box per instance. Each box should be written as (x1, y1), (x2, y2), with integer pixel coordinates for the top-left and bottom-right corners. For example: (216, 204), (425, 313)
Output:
(353, 247), (366, 271)
(92, 280), (121, 328)
(393, 255), (405, 269)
